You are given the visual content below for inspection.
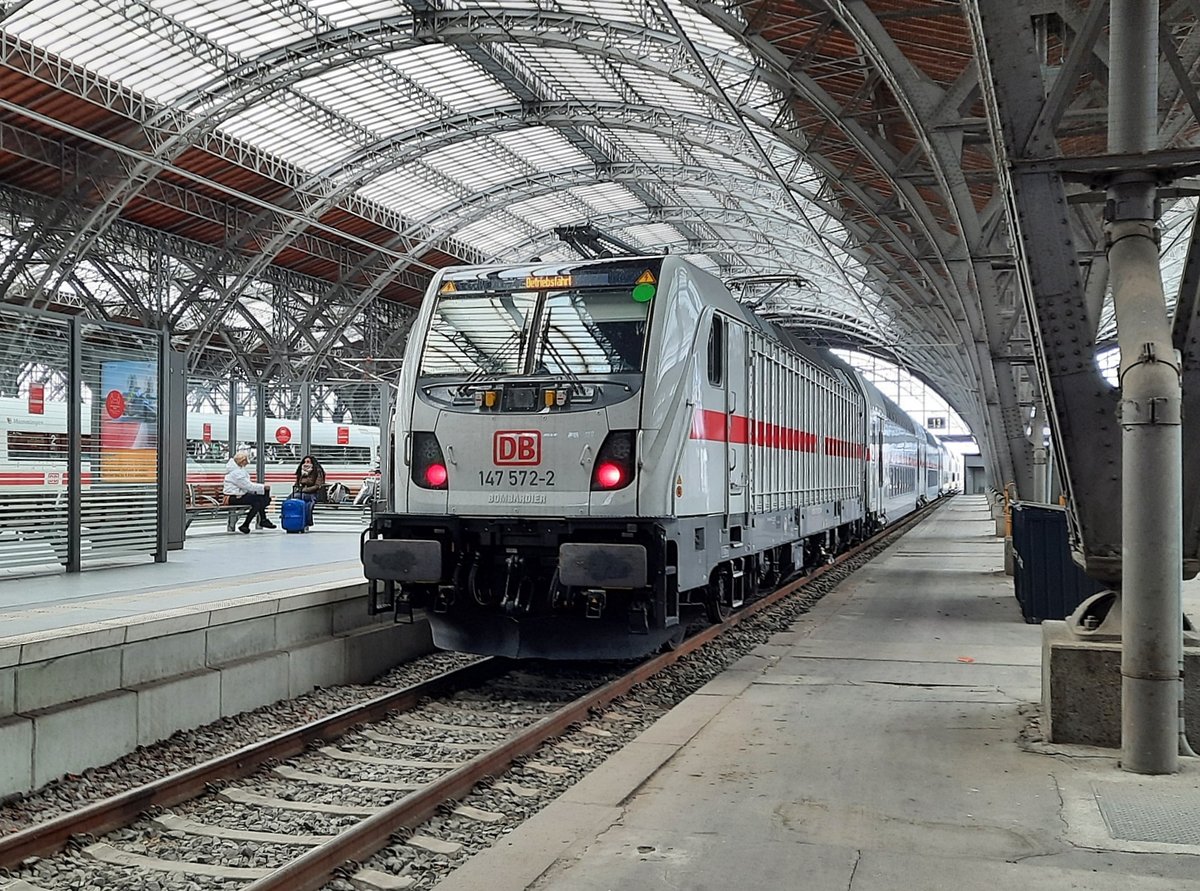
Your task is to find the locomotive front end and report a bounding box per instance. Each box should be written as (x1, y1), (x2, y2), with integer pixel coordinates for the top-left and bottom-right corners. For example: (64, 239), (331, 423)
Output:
(363, 258), (680, 659)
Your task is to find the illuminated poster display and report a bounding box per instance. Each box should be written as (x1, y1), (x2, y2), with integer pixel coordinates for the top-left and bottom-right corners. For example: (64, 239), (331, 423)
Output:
(100, 360), (158, 482)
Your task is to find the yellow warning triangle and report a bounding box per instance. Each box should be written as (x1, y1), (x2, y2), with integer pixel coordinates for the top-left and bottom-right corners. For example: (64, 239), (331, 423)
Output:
(636, 269), (657, 285)
(439, 280), (458, 293)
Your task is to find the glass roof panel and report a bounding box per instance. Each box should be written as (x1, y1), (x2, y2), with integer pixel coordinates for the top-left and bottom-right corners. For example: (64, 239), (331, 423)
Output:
(607, 132), (682, 165)
(568, 183), (645, 216)
(5, 0), (915, 364)
(456, 211), (535, 258)
(308, 0), (403, 28)
(6, 0), (223, 103)
(221, 100), (356, 169)
(503, 46), (628, 105)
(387, 45), (510, 114)
(357, 167), (461, 222)
(668, 0), (743, 53)
(507, 193), (588, 230)
(618, 66), (712, 116)
(621, 223), (687, 250)
(685, 253), (721, 275)
(424, 136), (525, 192)
(554, 0), (654, 26)
(293, 57), (444, 135)
(493, 128), (594, 175)
(153, 0), (316, 58)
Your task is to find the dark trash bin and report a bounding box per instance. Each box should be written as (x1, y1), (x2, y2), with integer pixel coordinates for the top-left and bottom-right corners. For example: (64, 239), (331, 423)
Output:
(1010, 503), (1106, 623)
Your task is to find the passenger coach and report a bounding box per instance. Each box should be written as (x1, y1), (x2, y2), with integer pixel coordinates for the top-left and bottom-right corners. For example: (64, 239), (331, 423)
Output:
(363, 255), (954, 658)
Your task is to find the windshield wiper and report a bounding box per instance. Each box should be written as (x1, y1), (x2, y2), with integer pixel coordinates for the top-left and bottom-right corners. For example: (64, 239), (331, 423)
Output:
(456, 329), (525, 395)
(537, 328), (590, 397)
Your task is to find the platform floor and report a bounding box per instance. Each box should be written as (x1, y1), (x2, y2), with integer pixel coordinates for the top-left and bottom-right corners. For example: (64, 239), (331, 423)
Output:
(0, 523), (364, 641)
(442, 496), (1200, 891)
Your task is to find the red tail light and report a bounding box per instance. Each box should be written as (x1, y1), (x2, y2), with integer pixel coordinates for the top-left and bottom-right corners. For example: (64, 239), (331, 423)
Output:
(591, 431), (635, 491)
(412, 432), (448, 490)
(595, 462), (624, 489)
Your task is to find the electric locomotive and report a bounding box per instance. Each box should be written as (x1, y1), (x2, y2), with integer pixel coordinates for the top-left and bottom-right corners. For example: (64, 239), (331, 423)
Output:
(362, 255), (954, 659)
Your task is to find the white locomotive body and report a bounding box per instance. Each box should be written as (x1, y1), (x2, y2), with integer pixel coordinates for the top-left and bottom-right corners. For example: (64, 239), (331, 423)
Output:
(363, 256), (955, 658)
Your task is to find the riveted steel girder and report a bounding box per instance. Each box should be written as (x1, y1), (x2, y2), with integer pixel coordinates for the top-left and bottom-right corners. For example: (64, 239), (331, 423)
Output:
(966, 0), (1122, 579)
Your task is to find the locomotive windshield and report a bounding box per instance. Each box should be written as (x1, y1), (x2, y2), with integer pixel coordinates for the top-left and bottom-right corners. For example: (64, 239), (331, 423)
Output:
(417, 285), (650, 377)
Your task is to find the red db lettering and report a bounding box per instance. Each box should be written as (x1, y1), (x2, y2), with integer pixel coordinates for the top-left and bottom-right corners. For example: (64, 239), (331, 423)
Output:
(493, 431), (541, 466)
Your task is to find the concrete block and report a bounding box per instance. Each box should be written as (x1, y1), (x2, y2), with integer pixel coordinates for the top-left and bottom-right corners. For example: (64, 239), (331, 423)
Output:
(16, 648), (122, 713)
(288, 638), (347, 697)
(121, 629), (208, 687)
(123, 610), (210, 643)
(332, 596), (380, 634)
(218, 653), (288, 718)
(275, 605), (334, 648)
(208, 598), (280, 625)
(1043, 621), (1200, 746)
(0, 644), (19, 670)
(0, 667), (13, 718)
(19, 625), (126, 663)
(0, 716), (33, 799)
(343, 621), (434, 684)
(286, 582), (364, 611)
(134, 669), (221, 747)
(32, 690), (137, 788)
(205, 615), (278, 667)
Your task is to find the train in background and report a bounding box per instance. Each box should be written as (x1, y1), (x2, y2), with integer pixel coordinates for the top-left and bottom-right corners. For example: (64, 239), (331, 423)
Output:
(363, 255), (958, 660)
(0, 396), (380, 493)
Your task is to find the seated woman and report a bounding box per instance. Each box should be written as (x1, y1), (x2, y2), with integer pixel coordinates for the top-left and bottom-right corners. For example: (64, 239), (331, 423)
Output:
(222, 452), (275, 533)
(293, 455), (327, 526)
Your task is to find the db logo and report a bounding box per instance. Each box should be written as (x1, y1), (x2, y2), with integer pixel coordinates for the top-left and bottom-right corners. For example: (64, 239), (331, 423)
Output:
(494, 430), (541, 466)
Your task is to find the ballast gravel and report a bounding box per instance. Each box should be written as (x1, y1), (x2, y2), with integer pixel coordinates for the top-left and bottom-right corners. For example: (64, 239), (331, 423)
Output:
(0, 523), (911, 891)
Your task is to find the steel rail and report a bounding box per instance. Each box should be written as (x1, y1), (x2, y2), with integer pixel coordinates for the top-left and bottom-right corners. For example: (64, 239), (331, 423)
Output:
(0, 658), (505, 868)
(0, 497), (943, 884)
(246, 498), (945, 891)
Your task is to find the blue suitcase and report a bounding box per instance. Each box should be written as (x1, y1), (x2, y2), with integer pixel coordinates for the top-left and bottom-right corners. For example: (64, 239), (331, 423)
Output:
(280, 497), (308, 533)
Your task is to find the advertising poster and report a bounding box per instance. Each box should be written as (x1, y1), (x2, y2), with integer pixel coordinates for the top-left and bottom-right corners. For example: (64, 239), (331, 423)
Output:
(100, 359), (158, 483)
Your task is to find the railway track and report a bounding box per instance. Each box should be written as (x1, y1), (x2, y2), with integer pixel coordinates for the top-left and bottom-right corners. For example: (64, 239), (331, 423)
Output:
(0, 500), (942, 891)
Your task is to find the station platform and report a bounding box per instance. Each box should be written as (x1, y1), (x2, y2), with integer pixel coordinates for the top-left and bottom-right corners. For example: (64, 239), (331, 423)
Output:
(443, 496), (1200, 891)
(0, 523), (364, 641)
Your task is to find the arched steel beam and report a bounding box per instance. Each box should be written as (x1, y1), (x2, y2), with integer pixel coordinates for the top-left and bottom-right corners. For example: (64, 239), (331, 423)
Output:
(3, 9), (783, 321)
(182, 100), (861, 354)
(6, 6), (976, 401)
(685, 0), (1013, 480)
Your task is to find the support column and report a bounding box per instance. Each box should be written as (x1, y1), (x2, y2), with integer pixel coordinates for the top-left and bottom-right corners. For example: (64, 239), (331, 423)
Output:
(1107, 0), (1183, 774)
(1030, 397), (1048, 504)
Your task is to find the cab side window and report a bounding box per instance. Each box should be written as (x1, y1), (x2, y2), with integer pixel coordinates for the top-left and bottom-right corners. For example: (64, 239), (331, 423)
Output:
(707, 316), (724, 386)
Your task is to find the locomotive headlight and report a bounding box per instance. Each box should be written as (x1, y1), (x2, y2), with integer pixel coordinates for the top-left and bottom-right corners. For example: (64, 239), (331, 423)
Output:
(484, 390), (498, 409)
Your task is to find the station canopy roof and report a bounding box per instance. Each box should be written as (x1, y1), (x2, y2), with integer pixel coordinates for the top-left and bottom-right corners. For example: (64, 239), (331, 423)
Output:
(4, 0), (1199, 446)
(2, 0), (896, 345)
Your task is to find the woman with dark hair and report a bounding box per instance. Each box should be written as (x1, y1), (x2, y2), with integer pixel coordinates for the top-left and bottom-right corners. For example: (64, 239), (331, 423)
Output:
(293, 455), (327, 527)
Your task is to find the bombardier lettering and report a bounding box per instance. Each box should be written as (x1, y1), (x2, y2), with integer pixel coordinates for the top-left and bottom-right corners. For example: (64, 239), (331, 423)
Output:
(487, 492), (548, 504)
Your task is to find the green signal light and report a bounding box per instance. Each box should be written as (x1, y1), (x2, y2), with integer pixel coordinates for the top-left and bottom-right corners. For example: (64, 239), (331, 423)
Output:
(632, 283), (656, 302)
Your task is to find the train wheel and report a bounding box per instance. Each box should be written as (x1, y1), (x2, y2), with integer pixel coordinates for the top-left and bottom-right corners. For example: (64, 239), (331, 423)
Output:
(705, 570), (730, 624)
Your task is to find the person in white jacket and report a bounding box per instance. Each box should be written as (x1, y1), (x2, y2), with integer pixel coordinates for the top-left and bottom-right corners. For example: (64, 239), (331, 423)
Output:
(222, 452), (275, 534)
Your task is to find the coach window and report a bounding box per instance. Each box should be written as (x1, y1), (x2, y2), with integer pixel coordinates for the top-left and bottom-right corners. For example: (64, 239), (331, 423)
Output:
(707, 316), (724, 386)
